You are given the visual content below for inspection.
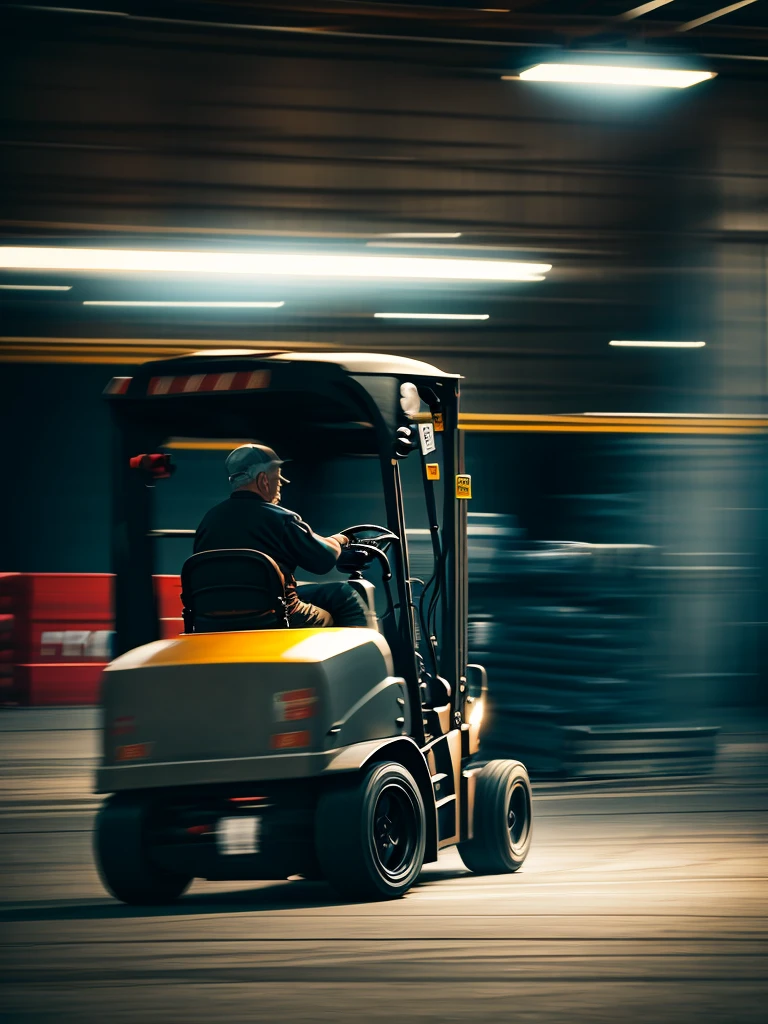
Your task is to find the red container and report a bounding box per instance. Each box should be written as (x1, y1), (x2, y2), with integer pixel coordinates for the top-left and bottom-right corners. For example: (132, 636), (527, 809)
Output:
(25, 621), (113, 661)
(0, 573), (113, 663)
(0, 572), (184, 705)
(155, 574), (182, 619)
(0, 573), (20, 613)
(0, 572), (112, 620)
(155, 575), (183, 640)
(13, 663), (105, 706)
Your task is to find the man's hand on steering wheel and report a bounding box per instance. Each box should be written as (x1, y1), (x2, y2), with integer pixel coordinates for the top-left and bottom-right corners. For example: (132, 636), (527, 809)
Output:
(335, 524), (398, 580)
(339, 524), (398, 549)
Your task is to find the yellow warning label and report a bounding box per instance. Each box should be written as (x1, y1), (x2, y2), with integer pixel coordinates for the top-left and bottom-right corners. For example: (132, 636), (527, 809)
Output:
(432, 413), (444, 432)
(455, 474), (472, 499)
(426, 463), (440, 481)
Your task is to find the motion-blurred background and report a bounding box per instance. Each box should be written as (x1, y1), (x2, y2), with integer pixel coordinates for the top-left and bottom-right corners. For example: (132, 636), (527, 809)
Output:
(2, 0), (768, 776)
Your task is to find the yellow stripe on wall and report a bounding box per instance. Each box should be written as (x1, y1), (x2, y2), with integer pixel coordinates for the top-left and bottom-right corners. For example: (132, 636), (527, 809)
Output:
(3, 337), (767, 435)
(460, 415), (768, 435)
(0, 337), (327, 364)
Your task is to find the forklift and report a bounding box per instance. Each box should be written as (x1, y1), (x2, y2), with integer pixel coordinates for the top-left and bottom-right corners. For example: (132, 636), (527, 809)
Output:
(95, 349), (533, 902)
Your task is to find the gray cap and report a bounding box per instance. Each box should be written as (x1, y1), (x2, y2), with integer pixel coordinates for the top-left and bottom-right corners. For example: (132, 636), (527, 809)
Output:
(225, 444), (290, 489)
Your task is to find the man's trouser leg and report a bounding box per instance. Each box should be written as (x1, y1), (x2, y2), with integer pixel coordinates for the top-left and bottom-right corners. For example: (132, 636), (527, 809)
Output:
(294, 582), (368, 627)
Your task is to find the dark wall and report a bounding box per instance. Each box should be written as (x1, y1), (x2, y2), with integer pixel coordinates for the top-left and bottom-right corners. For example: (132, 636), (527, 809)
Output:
(2, 363), (124, 572)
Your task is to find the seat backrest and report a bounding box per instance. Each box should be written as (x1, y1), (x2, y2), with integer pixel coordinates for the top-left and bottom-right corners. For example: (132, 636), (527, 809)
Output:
(181, 548), (289, 633)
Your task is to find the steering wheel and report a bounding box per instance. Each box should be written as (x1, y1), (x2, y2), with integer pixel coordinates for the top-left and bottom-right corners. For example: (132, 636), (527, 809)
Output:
(340, 524), (398, 550)
(337, 524), (398, 581)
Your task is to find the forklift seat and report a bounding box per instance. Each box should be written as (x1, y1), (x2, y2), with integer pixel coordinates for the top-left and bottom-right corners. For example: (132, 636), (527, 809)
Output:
(181, 549), (290, 633)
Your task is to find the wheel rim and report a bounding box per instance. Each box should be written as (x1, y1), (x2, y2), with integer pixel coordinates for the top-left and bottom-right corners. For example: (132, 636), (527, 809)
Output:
(370, 782), (420, 883)
(507, 780), (531, 853)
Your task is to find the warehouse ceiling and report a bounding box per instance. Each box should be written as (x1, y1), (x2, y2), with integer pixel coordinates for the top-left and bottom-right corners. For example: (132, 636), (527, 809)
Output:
(5, 0), (768, 66)
(2, 0), (767, 413)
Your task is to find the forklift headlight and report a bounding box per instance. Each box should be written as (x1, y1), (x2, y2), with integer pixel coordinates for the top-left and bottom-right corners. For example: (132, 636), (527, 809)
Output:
(469, 699), (484, 729)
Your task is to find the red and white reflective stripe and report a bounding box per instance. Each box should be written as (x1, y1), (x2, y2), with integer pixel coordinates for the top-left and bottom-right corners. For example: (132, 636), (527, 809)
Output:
(213, 372), (236, 391)
(183, 374), (206, 393)
(149, 376), (174, 395)
(105, 376), (132, 395)
(148, 370), (270, 396)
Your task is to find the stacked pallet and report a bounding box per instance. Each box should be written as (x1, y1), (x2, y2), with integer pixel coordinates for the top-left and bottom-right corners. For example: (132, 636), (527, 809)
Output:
(410, 516), (718, 778)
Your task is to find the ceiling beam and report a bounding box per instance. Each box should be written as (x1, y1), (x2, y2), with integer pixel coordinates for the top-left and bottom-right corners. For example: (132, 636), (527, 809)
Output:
(618, 1), (679, 22)
(677, 0), (760, 33)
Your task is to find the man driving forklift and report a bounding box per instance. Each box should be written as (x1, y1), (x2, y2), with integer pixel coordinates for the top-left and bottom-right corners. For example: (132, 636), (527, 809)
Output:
(194, 443), (368, 627)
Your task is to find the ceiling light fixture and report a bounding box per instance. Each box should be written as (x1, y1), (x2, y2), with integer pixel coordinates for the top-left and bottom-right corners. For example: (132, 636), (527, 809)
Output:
(0, 247), (551, 283)
(373, 232), (463, 239)
(83, 300), (285, 308)
(511, 64), (715, 89)
(374, 313), (490, 320)
(0, 284), (72, 291)
(610, 340), (706, 348)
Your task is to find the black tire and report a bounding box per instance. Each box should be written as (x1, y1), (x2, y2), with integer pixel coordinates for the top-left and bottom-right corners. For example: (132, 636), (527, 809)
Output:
(94, 793), (192, 906)
(315, 762), (426, 901)
(458, 760), (533, 875)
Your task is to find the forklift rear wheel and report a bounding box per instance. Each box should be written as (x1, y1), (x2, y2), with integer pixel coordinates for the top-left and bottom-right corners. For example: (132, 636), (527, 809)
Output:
(458, 760), (533, 875)
(94, 793), (192, 905)
(315, 762), (426, 901)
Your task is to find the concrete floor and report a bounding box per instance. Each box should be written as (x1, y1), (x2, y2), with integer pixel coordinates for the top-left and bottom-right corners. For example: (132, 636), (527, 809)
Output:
(1, 709), (767, 1023)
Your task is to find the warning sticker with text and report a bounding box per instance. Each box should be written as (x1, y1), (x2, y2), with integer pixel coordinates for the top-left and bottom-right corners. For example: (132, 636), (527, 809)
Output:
(418, 423), (436, 455)
(455, 474), (472, 499)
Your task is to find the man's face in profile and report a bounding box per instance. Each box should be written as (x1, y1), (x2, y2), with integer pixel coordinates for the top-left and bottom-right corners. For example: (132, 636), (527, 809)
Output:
(270, 468), (283, 505)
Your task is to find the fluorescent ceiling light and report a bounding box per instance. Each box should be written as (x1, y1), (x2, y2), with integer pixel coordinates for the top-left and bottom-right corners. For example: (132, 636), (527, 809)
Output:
(513, 64), (715, 89)
(0, 284), (72, 291)
(374, 312), (489, 320)
(0, 247), (550, 283)
(610, 340), (706, 348)
(373, 232), (462, 239)
(83, 300), (284, 308)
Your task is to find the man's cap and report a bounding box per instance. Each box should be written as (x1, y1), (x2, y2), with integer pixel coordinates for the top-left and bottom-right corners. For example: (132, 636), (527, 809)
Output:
(226, 444), (290, 489)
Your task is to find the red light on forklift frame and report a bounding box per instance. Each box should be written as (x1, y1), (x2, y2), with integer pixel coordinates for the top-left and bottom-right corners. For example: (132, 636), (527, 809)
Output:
(129, 453), (175, 479)
(229, 796), (267, 803)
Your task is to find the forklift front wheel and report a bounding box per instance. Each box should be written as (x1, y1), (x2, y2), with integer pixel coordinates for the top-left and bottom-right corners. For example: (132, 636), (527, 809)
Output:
(94, 793), (192, 906)
(458, 760), (533, 875)
(315, 762), (426, 901)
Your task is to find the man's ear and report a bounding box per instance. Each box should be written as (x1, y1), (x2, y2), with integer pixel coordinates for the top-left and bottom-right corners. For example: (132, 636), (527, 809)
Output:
(255, 471), (270, 497)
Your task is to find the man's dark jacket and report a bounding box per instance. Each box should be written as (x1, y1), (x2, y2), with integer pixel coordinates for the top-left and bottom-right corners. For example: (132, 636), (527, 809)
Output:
(194, 490), (340, 613)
